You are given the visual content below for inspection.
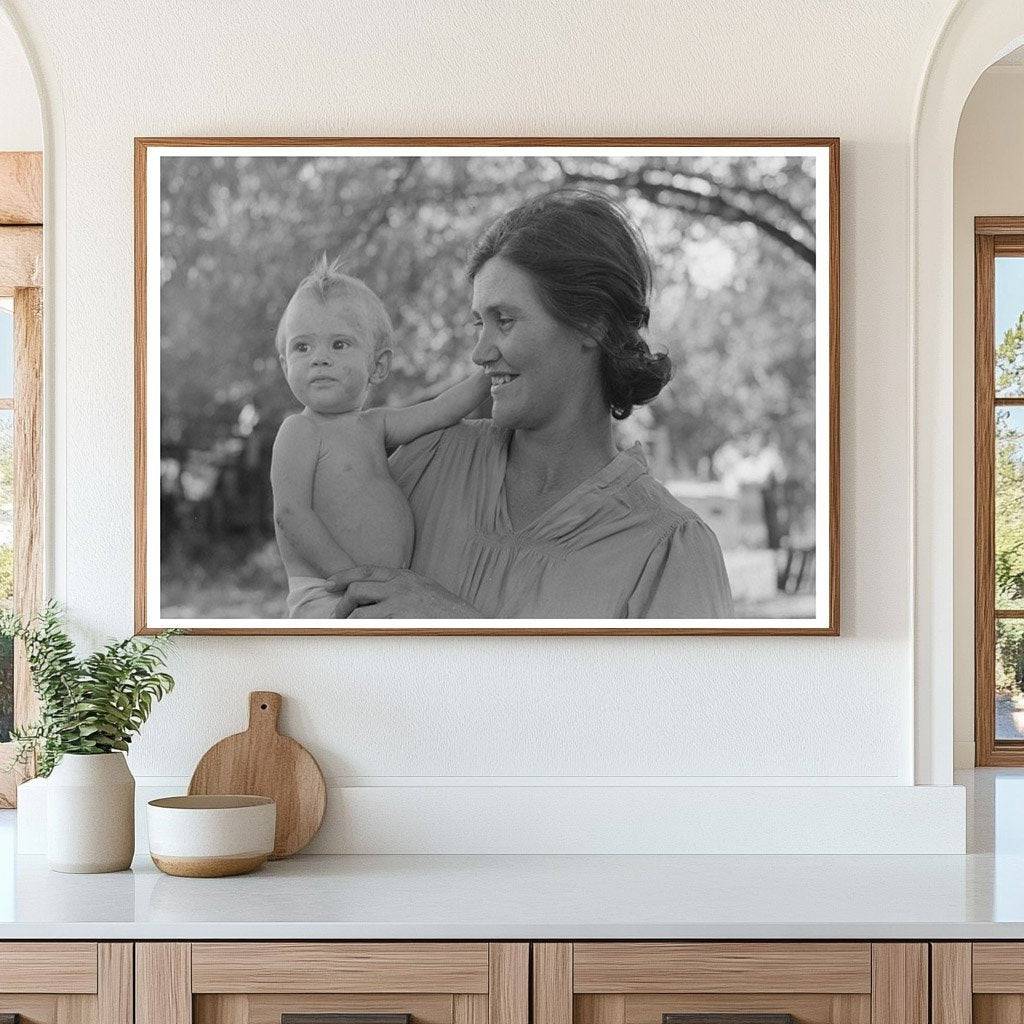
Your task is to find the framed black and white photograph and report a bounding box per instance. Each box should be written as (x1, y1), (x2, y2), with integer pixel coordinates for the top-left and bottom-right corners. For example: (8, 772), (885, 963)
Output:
(135, 137), (839, 635)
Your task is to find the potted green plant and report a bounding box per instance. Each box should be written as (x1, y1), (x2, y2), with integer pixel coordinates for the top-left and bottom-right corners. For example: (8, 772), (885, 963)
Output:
(2, 603), (178, 873)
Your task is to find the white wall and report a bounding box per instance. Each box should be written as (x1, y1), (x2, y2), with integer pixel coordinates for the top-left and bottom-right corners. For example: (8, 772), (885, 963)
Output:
(952, 65), (1024, 767)
(0, 0), (973, 851)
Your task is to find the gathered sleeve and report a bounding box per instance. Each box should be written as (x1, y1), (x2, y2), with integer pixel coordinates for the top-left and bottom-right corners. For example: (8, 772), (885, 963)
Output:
(626, 517), (735, 619)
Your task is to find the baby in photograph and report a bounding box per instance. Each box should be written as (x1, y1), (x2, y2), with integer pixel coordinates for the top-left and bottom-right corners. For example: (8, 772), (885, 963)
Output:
(271, 255), (489, 618)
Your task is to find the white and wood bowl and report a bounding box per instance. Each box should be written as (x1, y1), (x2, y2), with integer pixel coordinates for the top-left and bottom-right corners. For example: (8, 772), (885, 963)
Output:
(147, 795), (276, 877)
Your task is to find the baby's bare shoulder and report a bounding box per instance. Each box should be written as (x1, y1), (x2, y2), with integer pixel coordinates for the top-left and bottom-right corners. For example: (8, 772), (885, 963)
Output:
(277, 412), (317, 437)
(272, 413), (320, 458)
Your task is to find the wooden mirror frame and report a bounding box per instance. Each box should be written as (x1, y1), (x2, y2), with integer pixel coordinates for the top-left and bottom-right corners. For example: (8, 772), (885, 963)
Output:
(0, 151), (43, 807)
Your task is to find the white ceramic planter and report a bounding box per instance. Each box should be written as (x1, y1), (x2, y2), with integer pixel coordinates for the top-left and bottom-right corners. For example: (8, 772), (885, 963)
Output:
(46, 752), (135, 873)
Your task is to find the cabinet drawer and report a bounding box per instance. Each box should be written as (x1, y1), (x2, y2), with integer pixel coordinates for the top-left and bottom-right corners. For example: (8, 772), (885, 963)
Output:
(973, 943), (1024, 992)
(139, 942), (528, 1024)
(0, 942), (98, 993)
(534, 943), (926, 1024)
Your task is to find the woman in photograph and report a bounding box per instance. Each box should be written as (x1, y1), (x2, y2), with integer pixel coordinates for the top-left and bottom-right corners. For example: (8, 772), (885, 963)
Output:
(329, 189), (734, 619)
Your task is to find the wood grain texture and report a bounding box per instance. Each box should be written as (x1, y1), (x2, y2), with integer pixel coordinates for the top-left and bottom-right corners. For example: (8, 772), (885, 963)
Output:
(976, 228), (999, 765)
(0, 943), (97, 993)
(534, 944), (572, 1024)
(55, 994), (95, 1024)
(931, 944), (971, 1024)
(975, 995), (1024, 1024)
(454, 994), (487, 1024)
(573, 943), (871, 994)
(98, 945), (133, 1024)
(977, 217), (1024, 236)
(0, 226), (41, 287)
(192, 942), (488, 994)
(239, 993), (452, 1024)
(188, 691), (326, 859)
(994, 237), (1024, 256)
(831, 995), (872, 1024)
(133, 135), (840, 637)
(0, 152), (42, 224)
(151, 853), (268, 877)
(623, 994), (836, 1024)
(972, 943), (1024, 991)
(576, 996), (626, 1024)
(136, 943), (192, 1024)
(870, 945), (927, 1024)
(489, 943), (528, 1024)
(194, 995), (248, 1024)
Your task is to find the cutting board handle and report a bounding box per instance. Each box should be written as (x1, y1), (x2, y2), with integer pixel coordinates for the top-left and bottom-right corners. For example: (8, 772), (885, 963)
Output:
(248, 691), (282, 734)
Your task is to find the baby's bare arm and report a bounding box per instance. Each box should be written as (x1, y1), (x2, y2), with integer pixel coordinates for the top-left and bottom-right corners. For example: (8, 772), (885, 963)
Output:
(381, 371), (490, 450)
(271, 415), (355, 577)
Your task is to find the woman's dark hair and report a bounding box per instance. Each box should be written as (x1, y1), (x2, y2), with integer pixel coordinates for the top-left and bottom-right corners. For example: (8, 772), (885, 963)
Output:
(467, 189), (672, 420)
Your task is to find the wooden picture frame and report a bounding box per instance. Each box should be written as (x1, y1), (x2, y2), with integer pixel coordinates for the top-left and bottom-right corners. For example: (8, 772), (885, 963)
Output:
(135, 137), (840, 636)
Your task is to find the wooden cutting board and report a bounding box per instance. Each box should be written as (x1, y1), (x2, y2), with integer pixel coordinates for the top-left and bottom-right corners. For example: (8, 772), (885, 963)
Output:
(188, 691), (326, 859)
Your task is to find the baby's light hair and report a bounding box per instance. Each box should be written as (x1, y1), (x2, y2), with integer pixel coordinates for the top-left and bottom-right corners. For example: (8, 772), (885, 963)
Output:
(275, 253), (393, 358)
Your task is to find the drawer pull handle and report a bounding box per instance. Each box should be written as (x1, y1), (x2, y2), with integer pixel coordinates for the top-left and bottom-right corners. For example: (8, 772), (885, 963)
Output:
(664, 1016), (797, 1024)
(283, 1016), (412, 1024)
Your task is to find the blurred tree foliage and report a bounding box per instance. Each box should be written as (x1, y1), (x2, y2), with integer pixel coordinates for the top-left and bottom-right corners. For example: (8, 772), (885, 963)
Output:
(157, 153), (819, 612)
(996, 318), (1024, 610)
(998, 622), (1024, 693)
(994, 318), (1024, 693)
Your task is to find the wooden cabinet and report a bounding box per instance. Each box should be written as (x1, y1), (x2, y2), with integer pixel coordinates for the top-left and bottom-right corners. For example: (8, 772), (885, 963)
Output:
(0, 942), (132, 1024)
(0, 938), (949, 1024)
(136, 943), (528, 1024)
(533, 943), (928, 1024)
(931, 943), (1024, 1024)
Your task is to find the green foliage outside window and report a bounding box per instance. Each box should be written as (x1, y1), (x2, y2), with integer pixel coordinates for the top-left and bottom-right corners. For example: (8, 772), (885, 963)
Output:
(995, 316), (1024, 698)
(996, 318), (1024, 611)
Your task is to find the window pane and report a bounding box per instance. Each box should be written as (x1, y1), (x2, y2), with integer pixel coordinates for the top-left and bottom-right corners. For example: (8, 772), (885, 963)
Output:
(997, 407), (1024, 610)
(996, 256), (1024, 397)
(997, 619), (1024, 740)
(0, 410), (11, 742)
(0, 300), (12, 399)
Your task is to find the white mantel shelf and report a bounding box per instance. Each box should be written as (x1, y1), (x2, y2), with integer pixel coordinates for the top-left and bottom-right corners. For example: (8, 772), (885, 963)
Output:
(0, 850), (1023, 940)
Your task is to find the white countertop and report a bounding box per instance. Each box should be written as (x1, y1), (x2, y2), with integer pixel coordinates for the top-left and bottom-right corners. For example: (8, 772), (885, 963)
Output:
(0, 769), (1021, 941)
(0, 847), (1022, 940)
